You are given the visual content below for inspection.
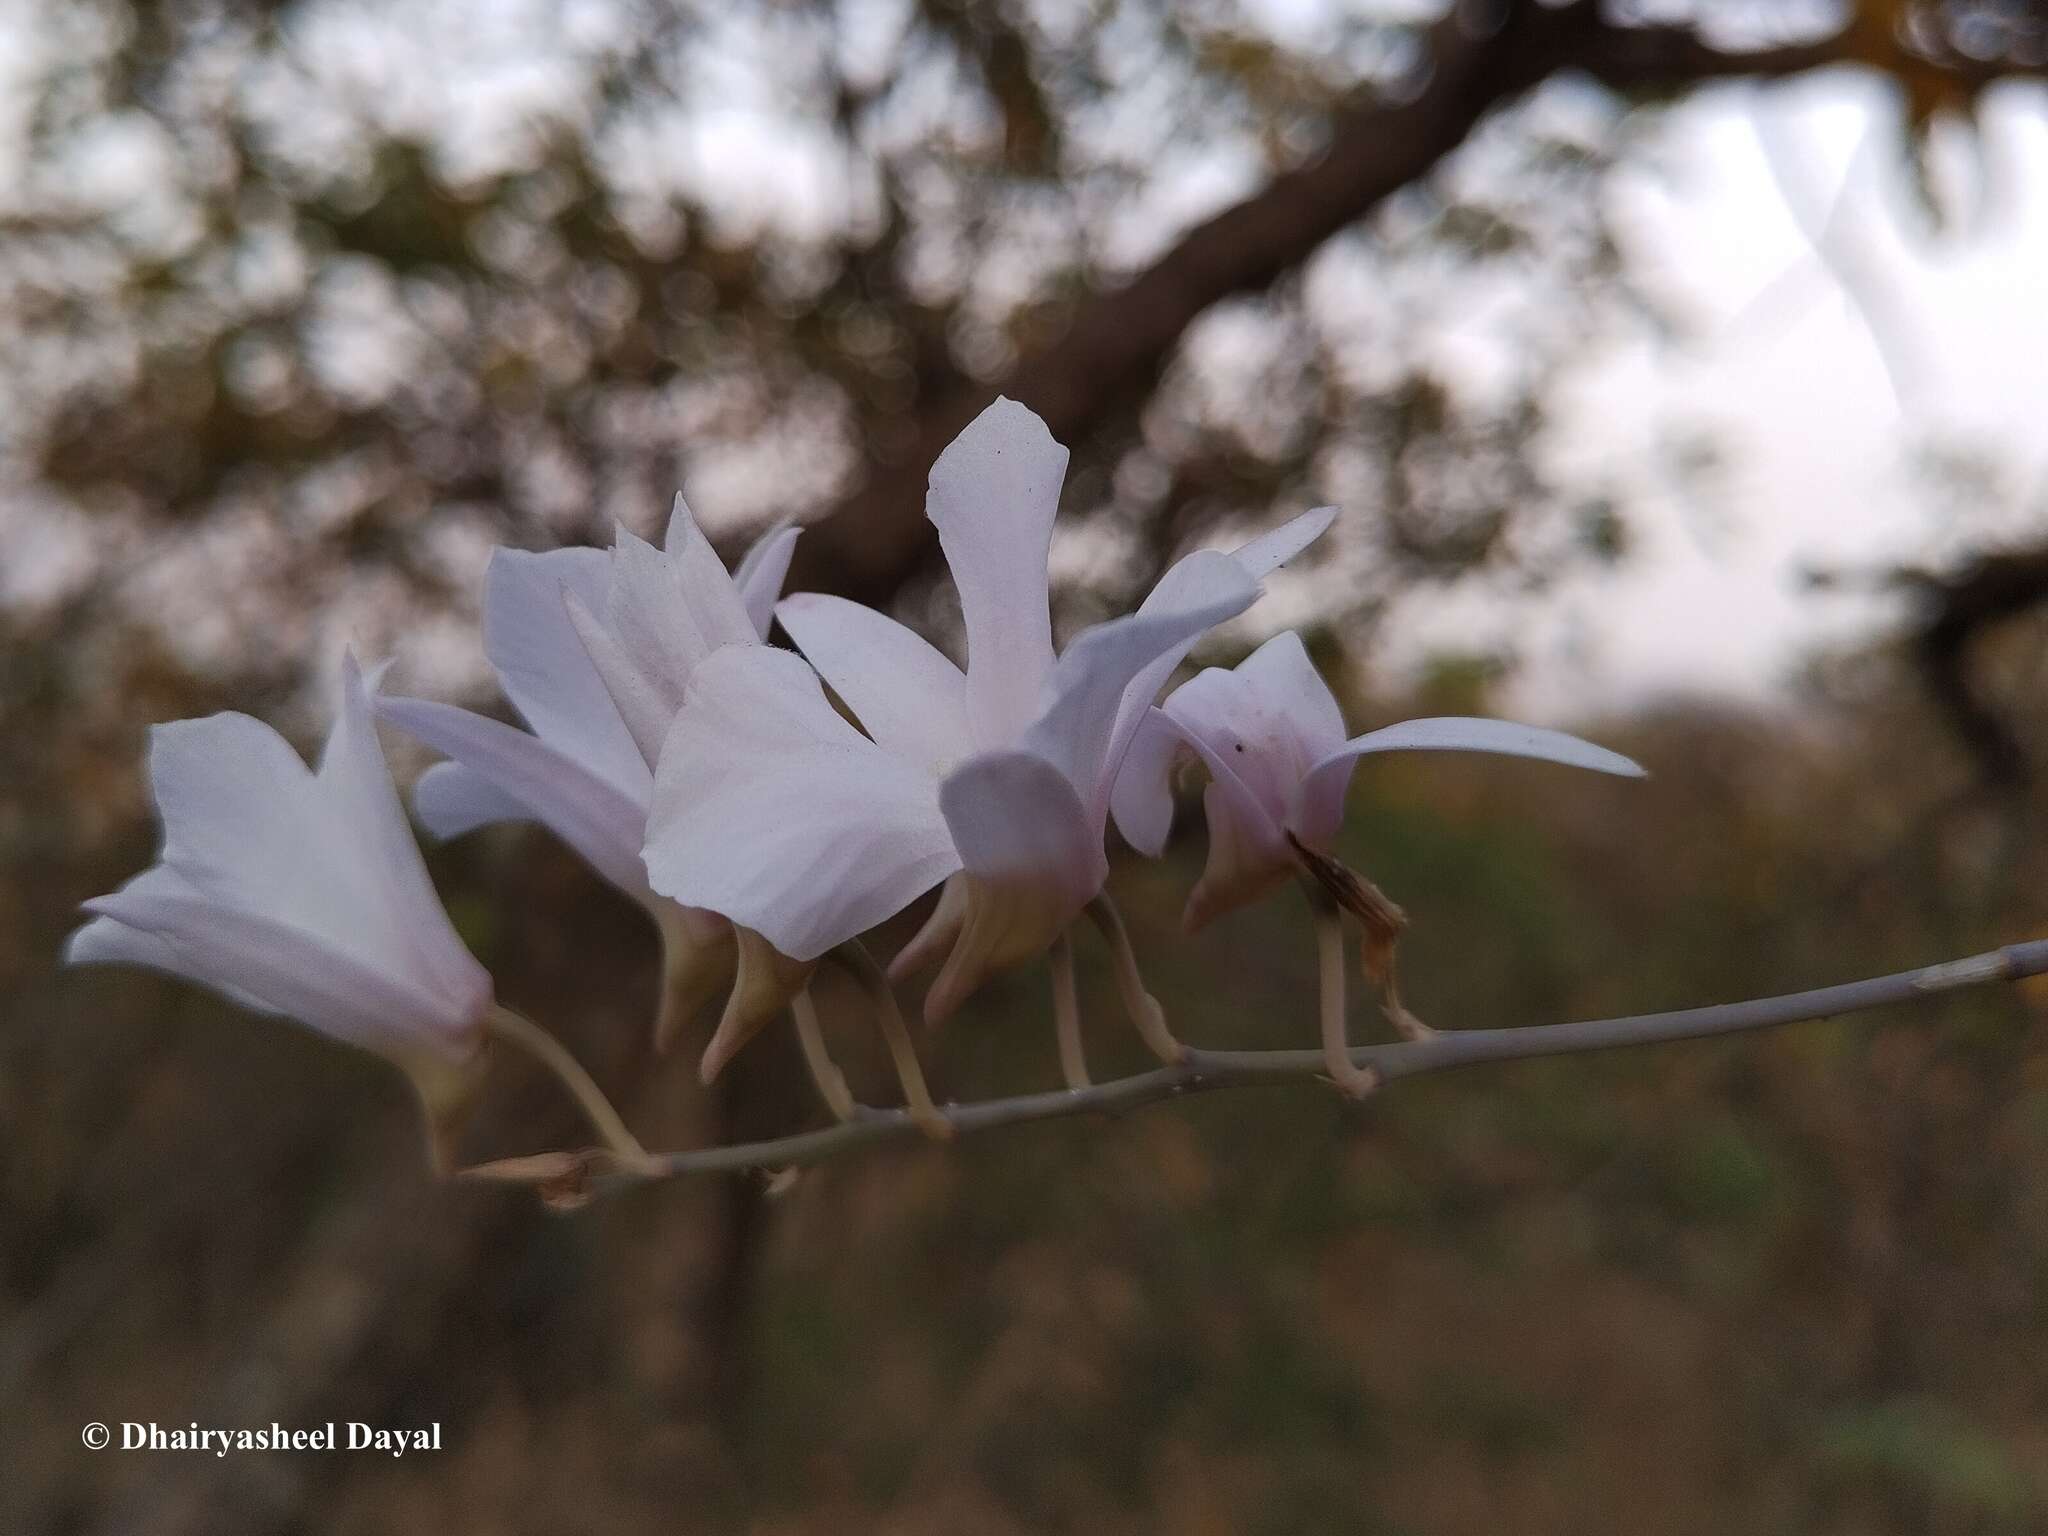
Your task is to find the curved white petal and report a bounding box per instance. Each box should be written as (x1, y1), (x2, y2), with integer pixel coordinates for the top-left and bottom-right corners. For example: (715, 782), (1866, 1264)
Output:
(1028, 552), (1258, 830)
(320, 655), (491, 1011)
(413, 761), (530, 840)
(83, 885), (482, 1062)
(732, 523), (800, 639)
(1231, 630), (1347, 762)
(1156, 633), (1342, 829)
(609, 525), (719, 699)
(482, 547), (647, 800)
(1121, 702), (1291, 928)
(63, 866), (280, 1015)
(565, 588), (673, 768)
(1108, 708), (1182, 857)
(645, 646), (958, 961)
(928, 397), (1065, 746)
(143, 705), (404, 982)
(377, 695), (652, 899)
(1228, 505), (1337, 579)
(775, 592), (971, 769)
(929, 749), (1106, 1021)
(1295, 718), (1647, 852)
(1098, 550), (1263, 804)
(940, 748), (1105, 902)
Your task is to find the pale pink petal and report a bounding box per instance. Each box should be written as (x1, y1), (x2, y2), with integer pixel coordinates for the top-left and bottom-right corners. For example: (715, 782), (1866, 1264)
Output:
(660, 494), (757, 648)
(645, 646), (959, 961)
(412, 762), (529, 840)
(84, 884), (483, 1061)
(1108, 708), (1182, 857)
(64, 867), (280, 1015)
(1120, 700), (1291, 928)
(377, 695), (652, 898)
(928, 397), (1066, 746)
(1098, 550), (1262, 803)
(732, 524), (800, 639)
(929, 749), (1106, 1021)
(775, 592), (972, 769)
(1027, 551), (1258, 830)
(1295, 718), (1647, 852)
(565, 587), (673, 767)
(321, 655), (494, 1012)
(939, 748), (1104, 903)
(482, 546), (647, 799)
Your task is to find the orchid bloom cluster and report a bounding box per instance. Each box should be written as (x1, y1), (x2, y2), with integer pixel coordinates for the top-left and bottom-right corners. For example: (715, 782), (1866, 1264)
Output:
(64, 399), (1643, 1177)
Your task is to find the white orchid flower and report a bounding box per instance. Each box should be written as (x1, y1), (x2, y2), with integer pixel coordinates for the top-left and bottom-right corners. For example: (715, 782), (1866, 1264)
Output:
(63, 654), (496, 1159)
(1112, 630), (1646, 928)
(1110, 628), (1644, 1092)
(644, 397), (1336, 1054)
(376, 500), (799, 1065)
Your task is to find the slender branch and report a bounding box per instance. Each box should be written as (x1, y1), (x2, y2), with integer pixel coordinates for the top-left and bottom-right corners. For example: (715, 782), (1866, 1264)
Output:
(575, 938), (2048, 1193)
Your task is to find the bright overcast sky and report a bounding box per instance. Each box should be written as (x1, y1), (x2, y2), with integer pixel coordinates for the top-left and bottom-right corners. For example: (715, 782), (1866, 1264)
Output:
(1439, 72), (2048, 721)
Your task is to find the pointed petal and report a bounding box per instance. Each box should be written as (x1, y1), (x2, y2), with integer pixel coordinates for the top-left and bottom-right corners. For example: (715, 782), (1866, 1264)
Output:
(1093, 550), (1263, 816)
(698, 927), (816, 1084)
(1027, 551), (1258, 831)
(565, 587), (673, 768)
(413, 761), (530, 840)
(659, 494), (757, 648)
(733, 524), (800, 639)
(652, 901), (738, 1053)
(1229, 505), (1337, 578)
(645, 646), (959, 961)
(84, 885), (482, 1062)
(775, 593), (971, 769)
(482, 546), (648, 799)
(889, 871), (969, 980)
(928, 397), (1065, 746)
(609, 524), (717, 701)
(376, 695), (652, 898)
(322, 654), (493, 1012)
(1296, 718), (1647, 852)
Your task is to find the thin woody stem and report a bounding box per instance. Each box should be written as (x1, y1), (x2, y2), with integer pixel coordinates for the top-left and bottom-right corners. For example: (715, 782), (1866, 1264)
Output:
(1050, 929), (1089, 1091)
(831, 941), (951, 1140)
(484, 1004), (656, 1169)
(791, 987), (857, 1122)
(562, 938), (2048, 1191)
(1086, 893), (1184, 1063)
(1310, 892), (1377, 1097)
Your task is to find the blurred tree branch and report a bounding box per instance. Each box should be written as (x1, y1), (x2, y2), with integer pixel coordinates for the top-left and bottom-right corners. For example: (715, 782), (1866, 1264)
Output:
(791, 0), (2048, 603)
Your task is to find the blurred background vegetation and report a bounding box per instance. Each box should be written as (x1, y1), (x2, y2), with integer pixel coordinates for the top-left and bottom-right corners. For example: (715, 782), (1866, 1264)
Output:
(6, 0), (2048, 1530)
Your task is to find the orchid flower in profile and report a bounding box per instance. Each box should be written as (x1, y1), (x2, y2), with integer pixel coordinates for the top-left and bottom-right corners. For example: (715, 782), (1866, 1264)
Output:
(63, 654), (497, 1164)
(1111, 629), (1644, 1091)
(376, 500), (799, 1070)
(644, 397), (1335, 1092)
